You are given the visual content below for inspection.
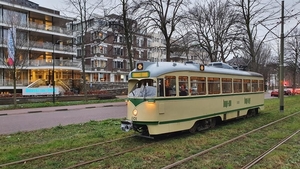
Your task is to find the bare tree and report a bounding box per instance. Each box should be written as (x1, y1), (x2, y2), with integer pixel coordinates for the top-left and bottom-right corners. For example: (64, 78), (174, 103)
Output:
(65, 0), (103, 101)
(187, 0), (238, 62)
(286, 28), (300, 91)
(232, 0), (278, 71)
(132, 0), (188, 61)
(1, 8), (35, 107)
(119, 0), (137, 70)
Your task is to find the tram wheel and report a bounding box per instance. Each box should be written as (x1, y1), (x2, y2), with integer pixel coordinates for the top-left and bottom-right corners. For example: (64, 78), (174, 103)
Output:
(210, 118), (217, 128)
(246, 109), (256, 118)
(189, 122), (199, 134)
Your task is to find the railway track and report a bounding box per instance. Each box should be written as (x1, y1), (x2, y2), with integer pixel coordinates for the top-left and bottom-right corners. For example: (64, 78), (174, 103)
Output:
(161, 111), (300, 169)
(2, 112), (299, 169)
(241, 129), (300, 169)
(0, 135), (136, 168)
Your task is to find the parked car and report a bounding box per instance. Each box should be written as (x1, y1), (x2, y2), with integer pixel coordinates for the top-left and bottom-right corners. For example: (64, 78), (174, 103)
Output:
(284, 88), (292, 95)
(271, 89), (279, 97)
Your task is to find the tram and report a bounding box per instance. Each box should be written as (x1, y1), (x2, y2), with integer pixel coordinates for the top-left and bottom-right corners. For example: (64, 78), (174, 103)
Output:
(121, 61), (264, 137)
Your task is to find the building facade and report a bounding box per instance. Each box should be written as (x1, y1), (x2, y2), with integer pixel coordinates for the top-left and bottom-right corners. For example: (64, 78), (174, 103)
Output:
(72, 14), (150, 84)
(0, 0), (79, 93)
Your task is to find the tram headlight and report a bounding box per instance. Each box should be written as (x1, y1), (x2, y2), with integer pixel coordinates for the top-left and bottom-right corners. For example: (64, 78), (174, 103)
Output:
(132, 109), (138, 116)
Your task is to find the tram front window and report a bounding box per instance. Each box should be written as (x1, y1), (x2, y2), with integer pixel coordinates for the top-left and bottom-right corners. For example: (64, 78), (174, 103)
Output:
(128, 79), (157, 98)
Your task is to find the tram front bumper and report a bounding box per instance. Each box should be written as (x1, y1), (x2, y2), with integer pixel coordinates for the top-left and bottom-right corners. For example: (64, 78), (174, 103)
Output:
(121, 120), (132, 132)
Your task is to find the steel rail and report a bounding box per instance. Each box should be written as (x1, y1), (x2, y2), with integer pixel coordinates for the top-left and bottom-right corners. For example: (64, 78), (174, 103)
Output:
(0, 135), (135, 167)
(241, 129), (300, 169)
(161, 111), (300, 169)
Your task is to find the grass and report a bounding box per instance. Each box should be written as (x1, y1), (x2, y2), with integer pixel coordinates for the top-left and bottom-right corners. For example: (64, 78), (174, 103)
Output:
(1, 95), (300, 168)
(0, 98), (125, 111)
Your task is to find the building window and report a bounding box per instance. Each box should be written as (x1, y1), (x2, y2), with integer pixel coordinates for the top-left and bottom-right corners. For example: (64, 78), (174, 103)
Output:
(114, 61), (124, 69)
(113, 47), (123, 56)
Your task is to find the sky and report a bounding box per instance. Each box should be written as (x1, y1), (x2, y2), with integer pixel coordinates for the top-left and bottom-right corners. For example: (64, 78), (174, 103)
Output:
(31, 0), (300, 55)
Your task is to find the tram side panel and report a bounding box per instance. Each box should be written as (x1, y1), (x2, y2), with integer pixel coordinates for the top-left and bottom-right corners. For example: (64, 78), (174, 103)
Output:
(147, 93), (263, 135)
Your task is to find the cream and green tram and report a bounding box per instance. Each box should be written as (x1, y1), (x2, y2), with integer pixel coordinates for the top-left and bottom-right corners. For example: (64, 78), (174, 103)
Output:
(121, 62), (264, 137)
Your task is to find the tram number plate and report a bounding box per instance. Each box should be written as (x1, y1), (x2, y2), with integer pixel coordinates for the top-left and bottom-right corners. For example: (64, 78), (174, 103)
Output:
(131, 117), (137, 121)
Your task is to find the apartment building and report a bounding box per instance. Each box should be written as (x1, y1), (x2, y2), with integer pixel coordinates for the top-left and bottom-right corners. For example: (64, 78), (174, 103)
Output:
(72, 14), (150, 83)
(0, 0), (78, 93)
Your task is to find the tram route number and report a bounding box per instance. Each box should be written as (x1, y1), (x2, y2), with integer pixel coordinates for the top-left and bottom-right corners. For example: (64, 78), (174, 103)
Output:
(131, 117), (137, 121)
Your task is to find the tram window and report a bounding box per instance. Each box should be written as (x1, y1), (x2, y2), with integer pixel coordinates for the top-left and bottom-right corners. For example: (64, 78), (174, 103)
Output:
(165, 76), (176, 96)
(233, 79), (242, 93)
(179, 76), (188, 96)
(128, 79), (157, 97)
(190, 76), (206, 95)
(222, 78), (232, 93)
(208, 77), (220, 94)
(243, 79), (251, 92)
(259, 80), (264, 91)
(252, 80), (258, 92)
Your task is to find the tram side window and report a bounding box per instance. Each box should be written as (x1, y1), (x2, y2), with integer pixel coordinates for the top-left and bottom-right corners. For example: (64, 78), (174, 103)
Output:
(179, 76), (188, 96)
(243, 79), (251, 92)
(252, 80), (258, 92)
(208, 77), (220, 94)
(190, 76), (206, 95)
(222, 78), (232, 93)
(233, 79), (242, 93)
(165, 76), (176, 96)
(259, 80), (264, 91)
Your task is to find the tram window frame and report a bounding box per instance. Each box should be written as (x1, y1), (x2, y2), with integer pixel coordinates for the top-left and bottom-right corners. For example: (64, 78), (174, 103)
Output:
(208, 77), (220, 94)
(233, 79), (242, 93)
(259, 80), (264, 91)
(252, 79), (258, 92)
(222, 78), (232, 93)
(190, 76), (206, 95)
(243, 79), (251, 92)
(157, 78), (164, 97)
(179, 76), (188, 96)
(165, 76), (176, 96)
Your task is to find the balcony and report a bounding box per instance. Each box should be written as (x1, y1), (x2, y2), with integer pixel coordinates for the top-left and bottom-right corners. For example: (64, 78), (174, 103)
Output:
(28, 59), (81, 68)
(24, 21), (72, 35)
(0, 39), (76, 54)
(0, 20), (72, 36)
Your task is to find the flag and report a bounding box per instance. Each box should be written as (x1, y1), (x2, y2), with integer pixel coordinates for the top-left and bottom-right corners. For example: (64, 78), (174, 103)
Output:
(7, 27), (16, 66)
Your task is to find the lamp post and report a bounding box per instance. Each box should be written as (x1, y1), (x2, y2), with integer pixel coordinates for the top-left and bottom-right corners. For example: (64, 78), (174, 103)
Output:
(52, 40), (61, 104)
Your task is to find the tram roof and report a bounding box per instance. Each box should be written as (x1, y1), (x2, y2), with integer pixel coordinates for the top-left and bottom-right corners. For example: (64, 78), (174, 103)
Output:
(129, 62), (263, 78)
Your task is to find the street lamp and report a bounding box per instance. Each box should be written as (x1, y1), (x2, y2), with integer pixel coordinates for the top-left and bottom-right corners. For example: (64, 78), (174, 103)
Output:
(52, 40), (61, 104)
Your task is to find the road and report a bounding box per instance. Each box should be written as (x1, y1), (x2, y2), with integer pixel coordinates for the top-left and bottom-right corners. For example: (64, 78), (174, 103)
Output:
(0, 93), (276, 135)
(0, 103), (127, 135)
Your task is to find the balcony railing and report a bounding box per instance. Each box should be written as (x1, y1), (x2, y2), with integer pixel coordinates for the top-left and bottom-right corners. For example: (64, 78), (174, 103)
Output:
(0, 39), (76, 53)
(28, 41), (76, 53)
(28, 59), (81, 68)
(19, 21), (73, 35)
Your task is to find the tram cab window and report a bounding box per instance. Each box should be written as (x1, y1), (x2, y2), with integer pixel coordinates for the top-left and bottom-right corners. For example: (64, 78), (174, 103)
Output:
(208, 77), (220, 94)
(179, 76), (188, 96)
(243, 79), (251, 92)
(128, 79), (157, 97)
(190, 77), (206, 95)
(222, 78), (232, 93)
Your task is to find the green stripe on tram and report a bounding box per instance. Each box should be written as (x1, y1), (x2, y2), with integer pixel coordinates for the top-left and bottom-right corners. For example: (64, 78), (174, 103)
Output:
(132, 104), (264, 125)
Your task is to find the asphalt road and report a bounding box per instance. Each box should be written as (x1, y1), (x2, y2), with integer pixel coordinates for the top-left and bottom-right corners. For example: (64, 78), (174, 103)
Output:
(0, 103), (127, 135)
(0, 93), (277, 135)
